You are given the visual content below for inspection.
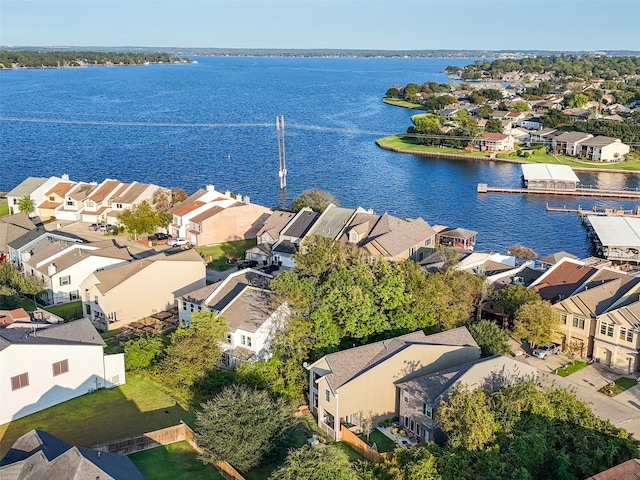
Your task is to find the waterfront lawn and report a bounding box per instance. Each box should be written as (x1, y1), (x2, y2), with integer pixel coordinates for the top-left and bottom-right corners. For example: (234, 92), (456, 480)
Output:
(599, 377), (638, 397)
(129, 441), (223, 480)
(0, 374), (194, 457)
(45, 300), (84, 321)
(554, 360), (588, 377)
(376, 135), (492, 157)
(382, 98), (425, 109)
(0, 199), (9, 217)
(196, 239), (257, 271)
(359, 428), (396, 453)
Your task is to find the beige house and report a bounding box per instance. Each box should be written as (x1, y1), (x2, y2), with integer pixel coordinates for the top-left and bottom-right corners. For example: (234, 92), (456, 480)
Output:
(80, 249), (206, 331)
(245, 210), (296, 263)
(188, 202), (271, 246)
(81, 179), (124, 224)
(37, 181), (77, 220)
(106, 182), (171, 224)
(594, 300), (640, 372)
(397, 355), (538, 443)
(307, 327), (480, 440)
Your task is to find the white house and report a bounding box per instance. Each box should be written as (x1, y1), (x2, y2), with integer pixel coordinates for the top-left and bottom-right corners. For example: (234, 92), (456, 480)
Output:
(5, 176), (68, 217)
(0, 318), (125, 424)
(80, 179), (125, 224)
(23, 240), (133, 305)
(7, 229), (83, 267)
(106, 182), (171, 225)
(54, 182), (97, 222)
(576, 136), (631, 162)
(271, 208), (320, 268)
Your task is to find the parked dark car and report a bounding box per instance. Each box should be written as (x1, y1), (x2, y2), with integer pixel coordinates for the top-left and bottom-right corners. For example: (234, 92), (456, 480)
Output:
(237, 259), (259, 269)
(259, 264), (280, 274)
(147, 232), (171, 242)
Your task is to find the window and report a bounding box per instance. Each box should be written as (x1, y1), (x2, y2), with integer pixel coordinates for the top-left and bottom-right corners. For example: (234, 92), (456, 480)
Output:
(628, 330), (634, 342)
(325, 389), (330, 402)
(416, 424), (421, 437)
(246, 336), (252, 347)
(66, 200), (74, 206)
(52, 359), (69, 376)
(69, 290), (80, 301)
(241, 335), (246, 345)
(94, 295), (98, 304)
(49, 196), (55, 201)
(410, 419), (415, 432)
(620, 328), (634, 343)
(423, 403), (433, 419)
(409, 247), (416, 256)
(607, 324), (614, 337)
(404, 416), (409, 428)
(11, 373), (29, 391)
(572, 317), (585, 329)
(86, 201), (94, 208)
(182, 301), (187, 309)
(116, 203), (123, 209)
(425, 238), (432, 246)
(402, 390), (409, 403)
(59, 275), (71, 286)
(561, 314), (567, 325)
(225, 333), (232, 343)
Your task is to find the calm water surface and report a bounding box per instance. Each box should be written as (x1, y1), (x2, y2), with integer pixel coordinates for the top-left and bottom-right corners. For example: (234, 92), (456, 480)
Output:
(1, 56), (639, 257)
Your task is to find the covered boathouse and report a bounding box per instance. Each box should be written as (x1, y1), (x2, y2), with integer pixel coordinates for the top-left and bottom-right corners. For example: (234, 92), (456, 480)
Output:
(585, 215), (640, 263)
(521, 164), (580, 191)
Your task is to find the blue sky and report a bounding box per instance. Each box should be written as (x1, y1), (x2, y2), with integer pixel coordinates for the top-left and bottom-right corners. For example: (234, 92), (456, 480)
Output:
(1, 0), (639, 51)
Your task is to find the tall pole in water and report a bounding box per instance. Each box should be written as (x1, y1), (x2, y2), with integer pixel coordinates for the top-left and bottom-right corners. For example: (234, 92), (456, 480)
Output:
(276, 115), (287, 189)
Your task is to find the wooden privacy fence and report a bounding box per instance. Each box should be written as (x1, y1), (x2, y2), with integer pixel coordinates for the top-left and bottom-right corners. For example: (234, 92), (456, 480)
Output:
(339, 424), (393, 464)
(92, 421), (245, 480)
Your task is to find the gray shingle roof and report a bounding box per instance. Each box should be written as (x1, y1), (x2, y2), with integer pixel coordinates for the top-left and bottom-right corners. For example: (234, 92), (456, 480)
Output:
(280, 209), (319, 239)
(258, 211), (296, 240)
(320, 327), (478, 392)
(219, 287), (280, 333)
(306, 204), (356, 240)
(0, 429), (144, 479)
(180, 269), (271, 310)
(6, 177), (49, 198)
(0, 317), (105, 352)
(363, 213), (435, 258)
(538, 251), (578, 266)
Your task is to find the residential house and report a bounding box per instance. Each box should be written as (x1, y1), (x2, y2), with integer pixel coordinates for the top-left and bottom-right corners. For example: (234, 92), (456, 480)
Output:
(0, 308), (31, 328)
(552, 131), (594, 156)
(23, 239), (133, 305)
(245, 210), (296, 264)
(563, 108), (591, 122)
(490, 110), (511, 120)
(0, 429), (144, 479)
(397, 355), (538, 443)
(106, 181), (171, 225)
(169, 186), (237, 239)
(54, 182), (97, 222)
(530, 257), (597, 304)
(80, 179), (125, 224)
(594, 300), (640, 372)
(305, 204), (359, 241)
(529, 127), (558, 148)
(520, 116), (542, 130)
(307, 327), (480, 440)
(5, 176), (67, 217)
(508, 127), (531, 144)
(271, 208), (320, 267)
(437, 108), (461, 120)
(576, 136), (630, 162)
(356, 213), (436, 262)
(36, 181), (77, 221)
(7, 229), (82, 267)
(176, 269), (281, 365)
(474, 132), (514, 151)
(187, 202), (271, 246)
(0, 318), (125, 424)
(80, 248), (206, 331)
(505, 111), (526, 125)
(0, 214), (37, 262)
(537, 251), (578, 270)
(586, 458), (640, 480)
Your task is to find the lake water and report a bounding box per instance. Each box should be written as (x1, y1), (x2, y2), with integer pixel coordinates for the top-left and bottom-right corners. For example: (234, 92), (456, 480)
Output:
(1, 56), (639, 258)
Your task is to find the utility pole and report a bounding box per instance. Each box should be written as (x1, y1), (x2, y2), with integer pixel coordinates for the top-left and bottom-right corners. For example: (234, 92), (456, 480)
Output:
(276, 115), (287, 189)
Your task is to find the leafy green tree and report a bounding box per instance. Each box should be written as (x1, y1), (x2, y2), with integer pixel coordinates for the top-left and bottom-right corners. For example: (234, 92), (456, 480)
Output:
(386, 87), (400, 98)
(490, 285), (541, 321)
(403, 83), (420, 100)
(151, 188), (173, 227)
(509, 101), (530, 112)
(566, 93), (589, 108)
(437, 384), (497, 451)
(12, 273), (46, 308)
(0, 285), (20, 309)
(17, 195), (35, 216)
(196, 384), (295, 473)
(160, 311), (228, 401)
(469, 320), (511, 357)
(124, 334), (164, 371)
(485, 118), (504, 133)
(513, 300), (560, 349)
(542, 109), (571, 128)
(270, 444), (360, 480)
(476, 105), (494, 119)
(117, 200), (164, 238)
(291, 189), (339, 213)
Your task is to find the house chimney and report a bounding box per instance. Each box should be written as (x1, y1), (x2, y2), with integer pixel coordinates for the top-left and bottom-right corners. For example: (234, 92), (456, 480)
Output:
(224, 190), (231, 197)
(62, 173), (69, 181)
(237, 194), (243, 202)
(244, 196), (250, 204)
(48, 263), (57, 276)
(206, 184), (215, 192)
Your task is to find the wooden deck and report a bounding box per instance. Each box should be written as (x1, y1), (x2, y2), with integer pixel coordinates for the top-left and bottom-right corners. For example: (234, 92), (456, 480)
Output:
(477, 184), (640, 199)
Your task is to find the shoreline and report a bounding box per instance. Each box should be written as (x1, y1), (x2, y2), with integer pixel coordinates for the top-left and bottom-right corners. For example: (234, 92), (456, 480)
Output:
(375, 140), (640, 175)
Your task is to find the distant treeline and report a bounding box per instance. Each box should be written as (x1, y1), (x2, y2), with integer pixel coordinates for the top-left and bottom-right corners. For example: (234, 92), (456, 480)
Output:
(448, 55), (640, 80)
(0, 50), (192, 68)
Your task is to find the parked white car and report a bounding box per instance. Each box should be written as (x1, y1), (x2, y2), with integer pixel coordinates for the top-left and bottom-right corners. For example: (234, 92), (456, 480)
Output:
(532, 343), (561, 359)
(167, 237), (191, 247)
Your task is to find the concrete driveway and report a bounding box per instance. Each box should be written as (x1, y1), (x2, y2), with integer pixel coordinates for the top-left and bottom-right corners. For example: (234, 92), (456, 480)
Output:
(509, 336), (640, 438)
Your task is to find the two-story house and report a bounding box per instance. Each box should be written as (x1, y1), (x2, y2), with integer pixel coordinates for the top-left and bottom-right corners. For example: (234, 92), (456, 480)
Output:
(54, 182), (97, 222)
(106, 182), (171, 225)
(5, 176), (68, 217)
(80, 179), (125, 224)
(7, 229), (82, 268)
(80, 248), (206, 331)
(397, 355), (538, 443)
(187, 202), (271, 246)
(552, 131), (593, 156)
(307, 327), (480, 440)
(36, 181), (77, 221)
(245, 210), (296, 264)
(23, 239), (133, 305)
(594, 300), (640, 373)
(271, 208), (320, 267)
(0, 318), (125, 424)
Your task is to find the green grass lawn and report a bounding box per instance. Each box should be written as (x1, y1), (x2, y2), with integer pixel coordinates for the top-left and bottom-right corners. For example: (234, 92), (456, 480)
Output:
(377, 135), (640, 171)
(599, 377), (638, 397)
(359, 428), (396, 453)
(382, 98), (425, 109)
(129, 441), (223, 480)
(196, 239), (257, 271)
(20, 298), (37, 311)
(0, 374), (194, 457)
(0, 199), (9, 217)
(44, 301), (84, 321)
(554, 360), (588, 377)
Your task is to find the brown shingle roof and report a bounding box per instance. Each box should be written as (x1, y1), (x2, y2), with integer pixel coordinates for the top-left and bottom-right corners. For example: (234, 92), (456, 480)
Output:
(173, 201), (206, 217)
(532, 261), (596, 303)
(586, 458), (640, 480)
(88, 180), (121, 202)
(362, 213), (435, 258)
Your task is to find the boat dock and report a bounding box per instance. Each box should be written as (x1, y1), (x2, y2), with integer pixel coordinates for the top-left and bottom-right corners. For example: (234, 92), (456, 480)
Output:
(477, 184), (640, 199)
(546, 204), (640, 218)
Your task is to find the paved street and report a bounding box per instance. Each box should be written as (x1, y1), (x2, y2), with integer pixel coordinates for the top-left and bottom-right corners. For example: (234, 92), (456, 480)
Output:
(510, 336), (640, 438)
